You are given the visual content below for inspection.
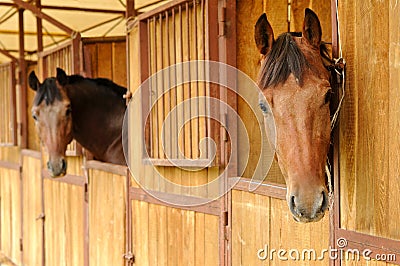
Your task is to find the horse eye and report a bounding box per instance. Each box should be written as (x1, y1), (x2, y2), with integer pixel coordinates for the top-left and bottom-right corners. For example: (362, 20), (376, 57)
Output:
(32, 114), (38, 121)
(324, 90), (332, 104)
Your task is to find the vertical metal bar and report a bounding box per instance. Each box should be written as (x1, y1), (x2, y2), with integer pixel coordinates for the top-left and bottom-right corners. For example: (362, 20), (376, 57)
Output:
(178, 5), (185, 159)
(152, 16), (160, 159)
(171, 7), (178, 159)
(330, 0), (340, 265)
(139, 19), (151, 158)
(222, 1), (236, 264)
(159, 13), (164, 162)
(165, 10), (172, 159)
(9, 61), (17, 146)
(18, 8), (28, 148)
(193, 0), (199, 159)
(125, 171), (133, 266)
(185, 2), (192, 159)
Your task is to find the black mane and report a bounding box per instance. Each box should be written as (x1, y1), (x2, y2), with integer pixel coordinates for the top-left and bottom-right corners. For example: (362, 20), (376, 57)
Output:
(258, 33), (308, 89)
(33, 74), (127, 106)
(33, 78), (63, 106)
(67, 74), (127, 98)
(257, 32), (332, 89)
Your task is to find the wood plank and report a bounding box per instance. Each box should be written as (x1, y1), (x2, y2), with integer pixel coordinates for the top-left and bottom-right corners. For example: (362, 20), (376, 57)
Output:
(88, 170), (126, 266)
(156, 14), (165, 160)
(204, 214), (219, 266)
(388, 0), (400, 241)
(148, 203), (159, 265)
(176, 6), (185, 160)
(194, 212), (205, 265)
(231, 190), (242, 266)
(182, 210), (195, 266)
(190, 3), (199, 159)
(167, 207), (183, 265)
(157, 205), (168, 265)
(0, 168), (21, 265)
(337, 0), (357, 231)
(97, 42), (113, 79)
(112, 41), (127, 87)
(22, 155), (43, 266)
(168, 9), (178, 159)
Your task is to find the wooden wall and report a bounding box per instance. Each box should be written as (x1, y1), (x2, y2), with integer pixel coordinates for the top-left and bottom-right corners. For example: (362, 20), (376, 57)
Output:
(88, 168), (127, 266)
(0, 161), (21, 265)
(338, 0), (400, 241)
(131, 201), (219, 265)
(43, 179), (84, 266)
(232, 190), (330, 266)
(127, 12), (220, 200)
(83, 38), (127, 87)
(21, 151), (43, 266)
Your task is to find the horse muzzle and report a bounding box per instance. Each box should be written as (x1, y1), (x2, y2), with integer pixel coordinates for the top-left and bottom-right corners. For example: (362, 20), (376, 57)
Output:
(47, 158), (67, 177)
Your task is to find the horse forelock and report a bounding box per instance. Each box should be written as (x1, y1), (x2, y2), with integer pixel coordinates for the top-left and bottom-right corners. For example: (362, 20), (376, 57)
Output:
(33, 77), (63, 106)
(257, 33), (308, 89)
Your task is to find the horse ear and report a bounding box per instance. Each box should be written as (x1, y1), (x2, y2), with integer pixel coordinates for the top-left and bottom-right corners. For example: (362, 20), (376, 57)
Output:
(254, 13), (274, 55)
(302, 8), (322, 48)
(28, 71), (40, 91)
(56, 68), (68, 86)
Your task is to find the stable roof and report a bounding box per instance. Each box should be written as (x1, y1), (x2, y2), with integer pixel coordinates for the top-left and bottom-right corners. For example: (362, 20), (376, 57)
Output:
(0, 0), (169, 62)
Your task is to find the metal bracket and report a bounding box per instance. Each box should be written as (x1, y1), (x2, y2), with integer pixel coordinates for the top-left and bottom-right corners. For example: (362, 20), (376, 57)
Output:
(123, 252), (135, 264)
(218, 6), (226, 36)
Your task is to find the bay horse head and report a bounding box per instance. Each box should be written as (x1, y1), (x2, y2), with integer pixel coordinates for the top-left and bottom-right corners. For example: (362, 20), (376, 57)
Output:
(29, 70), (72, 177)
(255, 9), (331, 222)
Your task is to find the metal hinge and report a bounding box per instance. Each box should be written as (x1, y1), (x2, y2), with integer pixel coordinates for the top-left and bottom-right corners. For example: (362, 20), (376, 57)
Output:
(84, 183), (89, 203)
(222, 211), (228, 226)
(224, 113), (229, 142)
(218, 7), (226, 36)
(123, 252), (135, 264)
(222, 211), (229, 241)
(36, 213), (45, 221)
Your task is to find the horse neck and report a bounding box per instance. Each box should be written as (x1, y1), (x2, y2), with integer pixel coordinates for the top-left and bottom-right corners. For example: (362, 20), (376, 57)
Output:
(66, 81), (125, 160)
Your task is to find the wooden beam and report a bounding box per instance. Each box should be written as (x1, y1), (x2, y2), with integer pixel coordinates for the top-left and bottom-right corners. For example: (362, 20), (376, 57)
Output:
(12, 0), (75, 35)
(0, 29), (68, 37)
(41, 5), (125, 15)
(126, 0), (136, 17)
(18, 9), (27, 148)
(35, 0), (43, 52)
(0, 48), (18, 61)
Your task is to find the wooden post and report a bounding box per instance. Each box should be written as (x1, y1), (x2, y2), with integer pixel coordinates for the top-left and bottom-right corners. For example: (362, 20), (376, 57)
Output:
(126, 0), (136, 18)
(18, 8), (27, 148)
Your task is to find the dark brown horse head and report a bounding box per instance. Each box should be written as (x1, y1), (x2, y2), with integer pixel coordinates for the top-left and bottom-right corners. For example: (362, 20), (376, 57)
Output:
(255, 9), (331, 222)
(29, 70), (73, 177)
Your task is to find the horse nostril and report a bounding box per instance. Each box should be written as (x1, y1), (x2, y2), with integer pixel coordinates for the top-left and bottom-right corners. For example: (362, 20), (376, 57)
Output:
(47, 161), (51, 170)
(320, 190), (328, 212)
(61, 159), (67, 171)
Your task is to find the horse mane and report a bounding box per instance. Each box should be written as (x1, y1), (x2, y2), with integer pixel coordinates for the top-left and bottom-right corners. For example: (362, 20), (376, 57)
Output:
(257, 32), (332, 89)
(33, 78), (63, 106)
(67, 74), (127, 98)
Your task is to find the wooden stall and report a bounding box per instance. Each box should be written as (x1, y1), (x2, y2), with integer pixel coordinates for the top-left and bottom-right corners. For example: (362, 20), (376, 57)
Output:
(1, 0), (400, 265)
(334, 0), (400, 264)
(0, 62), (17, 146)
